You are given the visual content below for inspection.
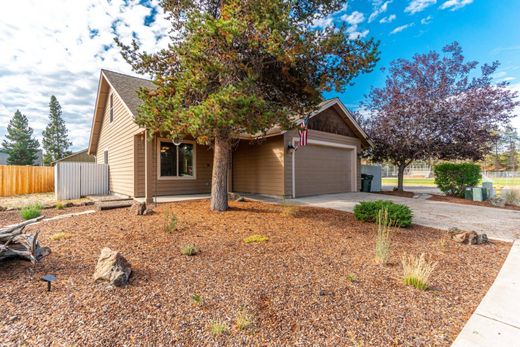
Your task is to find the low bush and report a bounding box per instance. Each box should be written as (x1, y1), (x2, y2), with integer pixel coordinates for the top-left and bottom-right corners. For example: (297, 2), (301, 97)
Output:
(401, 253), (437, 290)
(181, 245), (199, 256)
(433, 162), (481, 197)
(353, 200), (412, 227)
(20, 204), (42, 220)
(503, 189), (520, 206)
(55, 202), (64, 210)
(243, 234), (269, 244)
(375, 209), (391, 265)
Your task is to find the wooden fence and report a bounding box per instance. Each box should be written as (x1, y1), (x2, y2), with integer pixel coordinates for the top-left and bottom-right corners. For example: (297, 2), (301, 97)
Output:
(0, 165), (55, 197)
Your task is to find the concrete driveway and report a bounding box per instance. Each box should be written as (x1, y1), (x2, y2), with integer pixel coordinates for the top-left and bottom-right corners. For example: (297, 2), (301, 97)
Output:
(290, 192), (520, 241)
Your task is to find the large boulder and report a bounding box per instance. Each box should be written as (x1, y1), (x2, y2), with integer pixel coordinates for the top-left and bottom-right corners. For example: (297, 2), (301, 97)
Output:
(93, 248), (132, 287)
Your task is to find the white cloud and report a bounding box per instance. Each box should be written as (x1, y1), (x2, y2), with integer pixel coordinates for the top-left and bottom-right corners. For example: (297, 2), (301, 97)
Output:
(405, 0), (437, 14)
(341, 11), (369, 39)
(0, 0), (170, 151)
(380, 14), (397, 23)
(421, 15), (433, 24)
(440, 0), (474, 11)
(390, 23), (415, 34)
(368, 1), (392, 23)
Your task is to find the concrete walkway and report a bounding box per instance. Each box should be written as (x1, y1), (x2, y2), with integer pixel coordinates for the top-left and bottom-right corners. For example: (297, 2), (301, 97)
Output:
(452, 240), (520, 346)
(252, 192), (520, 241)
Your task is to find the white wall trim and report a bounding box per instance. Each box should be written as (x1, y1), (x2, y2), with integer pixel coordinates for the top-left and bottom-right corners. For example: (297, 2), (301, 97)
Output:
(156, 138), (197, 180)
(291, 137), (357, 198)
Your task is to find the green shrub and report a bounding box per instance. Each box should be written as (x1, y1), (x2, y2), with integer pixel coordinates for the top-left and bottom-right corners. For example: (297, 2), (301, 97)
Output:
(346, 273), (357, 283)
(433, 162), (481, 197)
(353, 200), (412, 227)
(191, 294), (203, 305)
(20, 204), (42, 220)
(55, 202), (64, 210)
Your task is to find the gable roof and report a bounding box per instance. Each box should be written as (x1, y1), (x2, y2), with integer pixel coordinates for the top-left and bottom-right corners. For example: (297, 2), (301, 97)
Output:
(88, 70), (154, 154)
(88, 70), (372, 154)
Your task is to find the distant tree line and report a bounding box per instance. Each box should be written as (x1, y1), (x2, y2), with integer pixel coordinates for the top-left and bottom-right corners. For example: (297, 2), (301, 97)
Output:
(1, 96), (72, 166)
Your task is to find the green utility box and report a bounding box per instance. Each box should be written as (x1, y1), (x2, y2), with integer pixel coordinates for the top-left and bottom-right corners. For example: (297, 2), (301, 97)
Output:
(464, 187), (473, 200)
(472, 187), (484, 202)
(361, 174), (374, 192)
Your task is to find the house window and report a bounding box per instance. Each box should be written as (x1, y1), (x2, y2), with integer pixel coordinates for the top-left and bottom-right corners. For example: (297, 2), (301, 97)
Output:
(103, 150), (108, 164)
(159, 141), (194, 178)
(109, 94), (114, 122)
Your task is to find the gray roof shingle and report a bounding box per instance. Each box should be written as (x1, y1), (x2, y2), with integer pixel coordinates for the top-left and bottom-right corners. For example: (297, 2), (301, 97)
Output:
(101, 69), (155, 116)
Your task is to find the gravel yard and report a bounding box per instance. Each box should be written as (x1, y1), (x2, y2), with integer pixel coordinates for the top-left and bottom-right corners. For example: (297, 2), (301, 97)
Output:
(0, 200), (510, 346)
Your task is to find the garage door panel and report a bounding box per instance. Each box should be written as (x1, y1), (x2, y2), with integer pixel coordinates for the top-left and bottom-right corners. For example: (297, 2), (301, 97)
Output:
(294, 145), (352, 197)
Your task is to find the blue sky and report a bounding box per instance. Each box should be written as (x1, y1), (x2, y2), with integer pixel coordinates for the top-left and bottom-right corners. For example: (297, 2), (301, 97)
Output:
(0, 0), (519, 151)
(324, 0), (520, 126)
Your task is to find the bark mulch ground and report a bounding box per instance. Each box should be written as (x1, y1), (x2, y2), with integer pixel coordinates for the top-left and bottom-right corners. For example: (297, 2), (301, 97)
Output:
(0, 205), (95, 226)
(0, 200), (510, 346)
(379, 190), (520, 211)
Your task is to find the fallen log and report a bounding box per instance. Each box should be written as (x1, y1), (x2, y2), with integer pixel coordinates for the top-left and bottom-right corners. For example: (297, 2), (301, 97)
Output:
(0, 216), (50, 263)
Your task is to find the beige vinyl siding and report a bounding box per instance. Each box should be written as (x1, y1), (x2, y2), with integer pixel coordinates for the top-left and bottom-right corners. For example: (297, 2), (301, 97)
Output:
(134, 136), (213, 197)
(284, 129), (362, 197)
(95, 89), (140, 196)
(232, 136), (285, 196)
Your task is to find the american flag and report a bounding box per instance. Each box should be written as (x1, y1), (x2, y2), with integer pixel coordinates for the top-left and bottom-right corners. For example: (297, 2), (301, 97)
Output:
(298, 116), (309, 147)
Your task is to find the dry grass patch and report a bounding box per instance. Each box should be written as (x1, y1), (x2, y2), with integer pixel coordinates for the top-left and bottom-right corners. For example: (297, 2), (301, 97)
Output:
(375, 209), (391, 265)
(234, 307), (253, 331)
(243, 234), (269, 244)
(163, 210), (178, 233)
(48, 232), (73, 241)
(180, 245), (199, 256)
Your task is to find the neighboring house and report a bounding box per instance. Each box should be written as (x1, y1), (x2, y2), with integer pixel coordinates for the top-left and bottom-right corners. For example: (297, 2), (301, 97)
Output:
(51, 149), (96, 166)
(0, 149), (43, 166)
(88, 70), (372, 203)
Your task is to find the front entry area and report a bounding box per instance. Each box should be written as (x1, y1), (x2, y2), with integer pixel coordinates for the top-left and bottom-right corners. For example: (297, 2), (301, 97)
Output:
(292, 139), (357, 198)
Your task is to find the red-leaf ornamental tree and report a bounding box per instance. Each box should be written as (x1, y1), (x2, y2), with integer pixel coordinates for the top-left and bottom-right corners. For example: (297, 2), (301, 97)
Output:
(117, 0), (379, 211)
(361, 42), (519, 191)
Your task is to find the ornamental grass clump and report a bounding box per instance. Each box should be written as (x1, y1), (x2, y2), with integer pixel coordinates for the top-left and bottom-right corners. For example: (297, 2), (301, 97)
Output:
(20, 204), (42, 220)
(234, 307), (253, 331)
(181, 245), (199, 256)
(375, 209), (391, 265)
(210, 320), (228, 336)
(401, 253), (437, 290)
(164, 210), (178, 234)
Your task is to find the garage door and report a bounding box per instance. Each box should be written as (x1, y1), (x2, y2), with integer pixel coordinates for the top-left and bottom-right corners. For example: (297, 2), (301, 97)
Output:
(294, 144), (353, 197)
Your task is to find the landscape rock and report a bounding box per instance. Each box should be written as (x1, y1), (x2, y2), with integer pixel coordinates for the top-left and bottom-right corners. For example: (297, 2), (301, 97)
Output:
(93, 247), (132, 287)
(449, 229), (488, 245)
(236, 196), (246, 202)
(130, 202), (147, 215)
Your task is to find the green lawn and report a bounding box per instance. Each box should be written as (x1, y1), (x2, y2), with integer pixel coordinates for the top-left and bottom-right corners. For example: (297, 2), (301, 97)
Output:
(382, 177), (520, 191)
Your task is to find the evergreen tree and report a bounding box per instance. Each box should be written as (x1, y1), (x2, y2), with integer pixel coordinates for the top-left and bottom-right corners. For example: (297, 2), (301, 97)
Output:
(2, 110), (40, 165)
(42, 95), (72, 165)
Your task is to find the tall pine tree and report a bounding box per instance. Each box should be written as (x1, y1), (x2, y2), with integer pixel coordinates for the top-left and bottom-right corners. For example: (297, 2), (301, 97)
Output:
(42, 95), (72, 165)
(2, 110), (40, 165)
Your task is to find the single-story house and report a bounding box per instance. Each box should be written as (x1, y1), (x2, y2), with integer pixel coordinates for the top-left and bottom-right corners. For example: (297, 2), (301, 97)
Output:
(87, 69), (372, 203)
(51, 149), (96, 166)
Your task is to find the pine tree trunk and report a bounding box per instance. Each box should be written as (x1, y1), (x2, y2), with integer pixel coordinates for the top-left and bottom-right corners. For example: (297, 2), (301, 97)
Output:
(210, 134), (231, 211)
(397, 164), (406, 192)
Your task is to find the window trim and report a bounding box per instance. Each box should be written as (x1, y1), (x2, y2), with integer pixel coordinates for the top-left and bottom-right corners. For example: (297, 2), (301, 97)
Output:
(156, 138), (197, 180)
